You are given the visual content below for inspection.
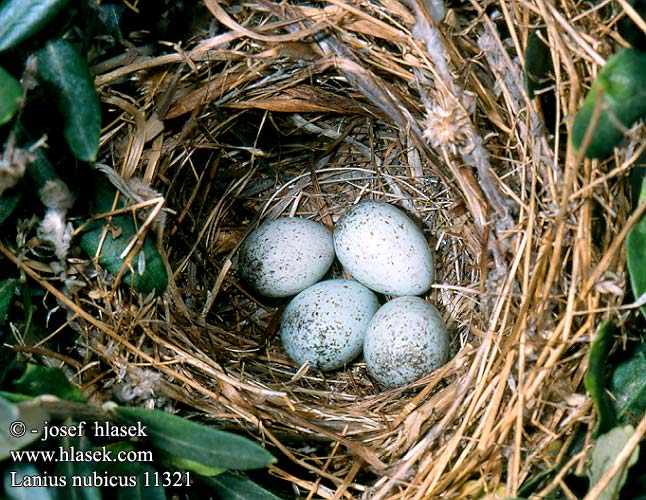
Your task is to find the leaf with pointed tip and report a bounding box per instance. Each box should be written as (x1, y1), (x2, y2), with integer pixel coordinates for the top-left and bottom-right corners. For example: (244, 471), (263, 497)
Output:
(0, 0), (70, 52)
(37, 39), (101, 162)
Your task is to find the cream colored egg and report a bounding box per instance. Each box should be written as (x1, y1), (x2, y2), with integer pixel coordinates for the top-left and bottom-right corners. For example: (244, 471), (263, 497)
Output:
(333, 201), (433, 296)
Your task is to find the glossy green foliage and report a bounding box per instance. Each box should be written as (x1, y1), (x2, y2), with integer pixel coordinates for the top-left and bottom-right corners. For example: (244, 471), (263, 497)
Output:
(162, 453), (226, 477)
(205, 472), (283, 500)
(0, 278), (18, 326)
(610, 342), (646, 425)
(114, 406), (276, 471)
(54, 435), (102, 500)
(571, 48), (646, 159)
(0, 0), (69, 52)
(587, 425), (640, 500)
(12, 364), (86, 403)
(78, 177), (167, 295)
(37, 39), (101, 162)
(0, 190), (22, 226)
(584, 320), (618, 436)
(0, 65), (21, 125)
(627, 174), (646, 318)
(117, 465), (167, 500)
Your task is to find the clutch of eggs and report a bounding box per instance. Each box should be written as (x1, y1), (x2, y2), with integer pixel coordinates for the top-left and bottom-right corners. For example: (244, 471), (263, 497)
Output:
(237, 206), (449, 387)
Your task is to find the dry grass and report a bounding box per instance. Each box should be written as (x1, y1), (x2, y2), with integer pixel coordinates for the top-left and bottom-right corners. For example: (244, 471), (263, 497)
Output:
(6, 0), (646, 497)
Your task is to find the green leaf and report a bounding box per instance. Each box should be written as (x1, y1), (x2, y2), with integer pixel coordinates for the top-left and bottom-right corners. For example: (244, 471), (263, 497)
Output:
(95, 442), (142, 476)
(629, 157), (646, 211)
(610, 342), (646, 425)
(78, 176), (168, 295)
(586, 425), (640, 500)
(162, 451), (226, 476)
(117, 465), (167, 500)
(0, 391), (33, 403)
(627, 179), (646, 319)
(55, 435), (102, 500)
(37, 38), (101, 162)
(4, 463), (56, 500)
(113, 406), (276, 471)
(79, 216), (168, 295)
(571, 48), (646, 159)
(204, 472), (283, 500)
(0, 0), (70, 52)
(25, 145), (59, 189)
(0, 278), (18, 326)
(0, 189), (22, 226)
(0, 65), (21, 125)
(584, 320), (618, 436)
(12, 364), (86, 403)
(0, 397), (49, 460)
(524, 29), (553, 99)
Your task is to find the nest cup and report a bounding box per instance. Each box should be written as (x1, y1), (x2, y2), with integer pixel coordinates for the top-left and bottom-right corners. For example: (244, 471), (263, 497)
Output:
(49, 0), (639, 498)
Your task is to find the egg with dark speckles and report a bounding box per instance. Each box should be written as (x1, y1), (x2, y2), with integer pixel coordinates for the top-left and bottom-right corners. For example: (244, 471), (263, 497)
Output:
(239, 217), (335, 298)
(364, 296), (449, 388)
(333, 201), (433, 296)
(280, 279), (380, 371)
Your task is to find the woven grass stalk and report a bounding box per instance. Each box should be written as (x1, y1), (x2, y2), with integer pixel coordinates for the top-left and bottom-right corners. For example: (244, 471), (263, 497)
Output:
(11, 0), (645, 497)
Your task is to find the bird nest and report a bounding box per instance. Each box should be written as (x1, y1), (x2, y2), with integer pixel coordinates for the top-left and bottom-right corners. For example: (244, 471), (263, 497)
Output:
(13, 0), (644, 497)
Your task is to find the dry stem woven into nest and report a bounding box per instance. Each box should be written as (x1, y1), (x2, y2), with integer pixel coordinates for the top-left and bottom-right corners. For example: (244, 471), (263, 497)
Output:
(7, 0), (646, 498)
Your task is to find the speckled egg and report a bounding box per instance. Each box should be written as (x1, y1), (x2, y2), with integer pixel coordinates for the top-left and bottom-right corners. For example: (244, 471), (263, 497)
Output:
(239, 217), (335, 298)
(333, 201), (433, 296)
(280, 279), (380, 371)
(364, 296), (449, 388)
